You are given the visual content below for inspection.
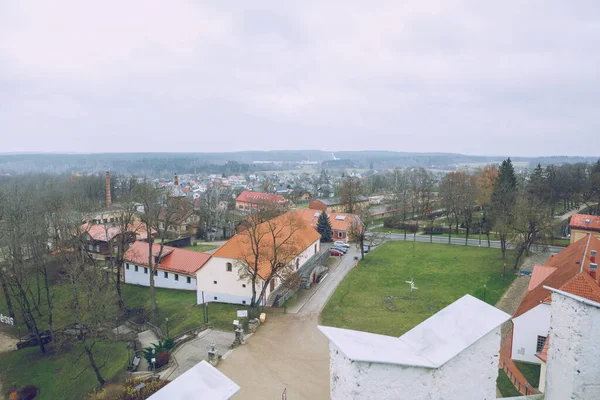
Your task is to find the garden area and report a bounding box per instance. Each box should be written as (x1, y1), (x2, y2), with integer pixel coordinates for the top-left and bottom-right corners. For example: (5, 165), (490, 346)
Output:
(321, 241), (515, 336)
(184, 244), (219, 252)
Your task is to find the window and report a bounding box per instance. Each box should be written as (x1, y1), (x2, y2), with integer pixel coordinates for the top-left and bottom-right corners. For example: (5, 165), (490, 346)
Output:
(213, 281), (217, 284)
(113, 246), (118, 254)
(88, 244), (93, 251)
(95, 245), (100, 252)
(242, 300), (246, 304)
(86, 234), (91, 241)
(154, 270), (158, 276)
(135, 266), (138, 272)
(338, 231), (343, 238)
(187, 277), (191, 284)
(144, 267), (148, 274)
(126, 264), (130, 270)
(175, 274), (179, 281)
(226, 262), (232, 272)
(214, 296), (217, 300)
(536, 335), (547, 353)
(242, 284), (246, 288)
(164, 272), (168, 279)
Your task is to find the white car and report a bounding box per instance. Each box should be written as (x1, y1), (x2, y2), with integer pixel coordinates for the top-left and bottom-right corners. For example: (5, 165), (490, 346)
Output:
(334, 241), (350, 248)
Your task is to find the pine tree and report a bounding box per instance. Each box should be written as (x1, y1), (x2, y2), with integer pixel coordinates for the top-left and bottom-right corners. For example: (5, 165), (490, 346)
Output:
(317, 210), (333, 242)
(489, 157), (517, 258)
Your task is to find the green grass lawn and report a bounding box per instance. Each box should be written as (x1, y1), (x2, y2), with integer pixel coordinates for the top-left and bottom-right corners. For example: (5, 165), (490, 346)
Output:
(1, 341), (128, 400)
(514, 361), (541, 388)
(185, 244), (219, 252)
(437, 232), (502, 241)
(121, 285), (245, 335)
(548, 238), (570, 247)
(497, 369), (522, 397)
(294, 203), (309, 209)
(321, 242), (515, 336)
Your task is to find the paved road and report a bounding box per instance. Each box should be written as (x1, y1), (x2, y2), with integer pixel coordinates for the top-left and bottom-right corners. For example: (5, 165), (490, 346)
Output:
(379, 232), (565, 254)
(297, 247), (360, 315)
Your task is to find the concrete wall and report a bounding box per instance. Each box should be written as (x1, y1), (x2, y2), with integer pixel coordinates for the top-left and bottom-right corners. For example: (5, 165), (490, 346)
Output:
(538, 361), (547, 393)
(511, 304), (551, 363)
(329, 327), (501, 400)
(545, 293), (600, 400)
(124, 263), (196, 291)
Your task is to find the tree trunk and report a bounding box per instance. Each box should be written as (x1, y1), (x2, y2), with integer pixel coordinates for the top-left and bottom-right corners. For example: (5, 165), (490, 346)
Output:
(465, 227), (469, 246)
(42, 265), (53, 332)
(513, 245), (526, 271)
(115, 260), (125, 311)
(486, 232), (491, 248)
(0, 274), (15, 320)
(500, 233), (506, 259)
(83, 339), (105, 386)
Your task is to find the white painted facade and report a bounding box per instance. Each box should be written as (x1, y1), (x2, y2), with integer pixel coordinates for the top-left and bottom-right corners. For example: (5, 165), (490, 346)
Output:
(328, 328), (500, 400)
(124, 262), (196, 291)
(511, 303), (551, 363)
(538, 361), (547, 392)
(544, 289), (600, 400)
(196, 238), (320, 305)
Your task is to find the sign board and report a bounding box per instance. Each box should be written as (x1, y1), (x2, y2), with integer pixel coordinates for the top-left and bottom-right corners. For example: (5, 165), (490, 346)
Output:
(0, 313), (14, 326)
(233, 319), (240, 326)
(237, 310), (248, 318)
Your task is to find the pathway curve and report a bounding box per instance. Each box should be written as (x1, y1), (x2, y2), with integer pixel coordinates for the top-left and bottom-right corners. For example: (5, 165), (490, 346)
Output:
(137, 329), (159, 372)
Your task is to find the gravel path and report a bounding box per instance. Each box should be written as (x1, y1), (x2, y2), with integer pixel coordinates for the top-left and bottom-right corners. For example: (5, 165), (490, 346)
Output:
(495, 252), (551, 343)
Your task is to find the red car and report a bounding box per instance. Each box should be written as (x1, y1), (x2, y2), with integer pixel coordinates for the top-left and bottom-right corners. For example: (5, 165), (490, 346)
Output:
(330, 249), (344, 256)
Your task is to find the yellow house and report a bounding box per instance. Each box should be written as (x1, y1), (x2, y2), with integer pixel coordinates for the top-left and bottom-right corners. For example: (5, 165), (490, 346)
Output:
(569, 214), (600, 244)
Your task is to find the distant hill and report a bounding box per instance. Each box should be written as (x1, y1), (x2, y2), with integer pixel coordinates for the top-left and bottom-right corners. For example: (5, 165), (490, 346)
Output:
(0, 151), (596, 175)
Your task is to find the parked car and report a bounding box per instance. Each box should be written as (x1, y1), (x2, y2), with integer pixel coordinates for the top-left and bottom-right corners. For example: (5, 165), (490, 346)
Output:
(334, 241), (350, 248)
(330, 249), (344, 256)
(331, 245), (347, 254)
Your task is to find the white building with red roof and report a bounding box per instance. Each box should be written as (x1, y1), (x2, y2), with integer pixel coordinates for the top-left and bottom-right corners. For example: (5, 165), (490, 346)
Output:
(124, 242), (211, 291)
(569, 213), (600, 244)
(235, 190), (288, 212)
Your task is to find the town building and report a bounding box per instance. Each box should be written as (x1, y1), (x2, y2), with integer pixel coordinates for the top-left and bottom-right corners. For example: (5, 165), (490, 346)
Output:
(308, 196), (368, 213)
(235, 191), (288, 212)
(319, 295), (510, 400)
(569, 213), (600, 243)
(81, 222), (152, 261)
(124, 241), (211, 290)
(294, 209), (360, 242)
(196, 212), (321, 305)
(510, 234), (600, 364)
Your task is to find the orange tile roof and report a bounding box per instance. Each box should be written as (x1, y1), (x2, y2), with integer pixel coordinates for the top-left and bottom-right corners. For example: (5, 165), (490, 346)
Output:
(535, 336), (549, 363)
(569, 214), (600, 232)
(528, 265), (557, 291)
(212, 212), (321, 280)
(513, 234), (600, 318)
(124, 241), (211, 275)
(236, 191), (286, 205)
(294, 208), (360, 233)
(558, 272), (600, 303)
(83, 222), (154, 241)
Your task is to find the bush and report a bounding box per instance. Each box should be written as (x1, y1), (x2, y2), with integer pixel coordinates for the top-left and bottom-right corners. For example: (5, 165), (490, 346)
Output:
(143, 339), (173, 368)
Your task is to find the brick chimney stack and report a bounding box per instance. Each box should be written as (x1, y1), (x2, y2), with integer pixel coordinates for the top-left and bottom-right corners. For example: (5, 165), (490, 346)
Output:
(105, 171), (112, 207)
(591, 250), (597, 264)
(590, 263), (597, 280)
(174, 173), (179, 187)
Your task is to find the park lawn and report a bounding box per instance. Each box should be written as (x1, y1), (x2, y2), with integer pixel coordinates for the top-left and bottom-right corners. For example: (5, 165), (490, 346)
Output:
(0, 340), (128, 400)
(121, 285), (245, 335)
(321, 242), (515, 336)
(294, 203), (309, 209)
(184, 244), (219, 252)
(437, 232), (502, 241)
(497, 369), (522, 397)
(514, 361), (541, 388)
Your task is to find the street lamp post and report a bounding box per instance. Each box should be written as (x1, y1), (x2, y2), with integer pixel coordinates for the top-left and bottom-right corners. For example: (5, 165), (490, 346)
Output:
(151, 348), (156, 375)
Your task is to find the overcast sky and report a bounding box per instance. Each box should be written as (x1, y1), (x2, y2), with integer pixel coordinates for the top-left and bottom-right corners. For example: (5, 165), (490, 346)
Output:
(1, 1), (599, 156)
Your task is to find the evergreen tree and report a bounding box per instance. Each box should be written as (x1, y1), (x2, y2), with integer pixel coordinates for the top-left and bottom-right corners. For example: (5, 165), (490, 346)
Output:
(317, 210), (333, 242)
(489, 157), (517, 259)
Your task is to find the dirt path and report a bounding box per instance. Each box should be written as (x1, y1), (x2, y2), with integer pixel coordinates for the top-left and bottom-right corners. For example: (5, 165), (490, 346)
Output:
(0, 332), (19, 400)
(218, 312), (329, 400)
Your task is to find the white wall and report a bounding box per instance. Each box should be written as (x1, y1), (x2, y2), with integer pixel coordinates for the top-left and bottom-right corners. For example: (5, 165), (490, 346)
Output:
(511, 303), (551, 363)
(329, 327), (501, 400)
(545, 293), (600, 400)
(539, 361), (547, 393)
(196, 257), (256, 305)
(124, 263), (196, 291)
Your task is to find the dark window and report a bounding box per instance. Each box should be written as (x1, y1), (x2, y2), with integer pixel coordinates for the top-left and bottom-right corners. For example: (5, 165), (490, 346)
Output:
(175, 274), (179, 281)
(242, 300), (246, 304)
(154, 270), (158, 276)
(135, 265), (138, 272)
(214, 281), (217, 284)
(536, 335), (547, 353)
(187, 277), (191, 284)
(338, 231), (343, 238)
(144, 267), (148, 274)
(226, 262), (232, 272)
(214, 296), (217, 300)
(164, 272), (168, 279)
(242, 284), (246, 288)
(126, 264), (130, 270)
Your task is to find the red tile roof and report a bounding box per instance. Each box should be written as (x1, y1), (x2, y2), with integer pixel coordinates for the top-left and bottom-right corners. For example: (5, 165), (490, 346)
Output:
(513, 234), (600, 318)
(569, 214), (600, 232)
(82, 222), (154, 241)
(212, 212), (321, 280)
(528, 265), (557, 292)
(236, 191), (286, 205)
(124, 241), (211, 275)
(295, 208), (360, 233)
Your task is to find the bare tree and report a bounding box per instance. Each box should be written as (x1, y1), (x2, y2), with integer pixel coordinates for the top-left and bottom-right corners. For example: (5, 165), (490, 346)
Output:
(236, 210), (306, 317)
(339, 176), (362, 214)
(348, 208), (383, 260)
(439, 172), (461, 244)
